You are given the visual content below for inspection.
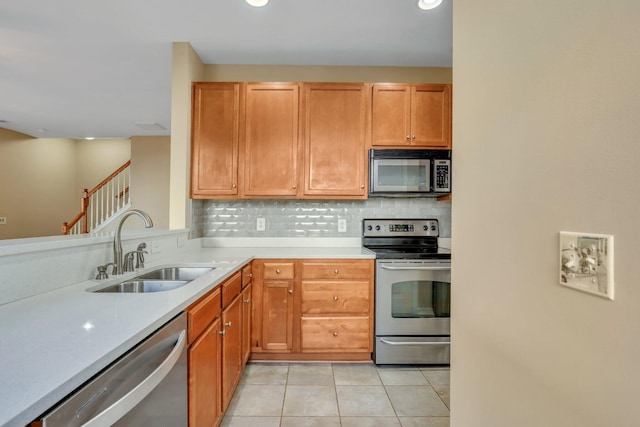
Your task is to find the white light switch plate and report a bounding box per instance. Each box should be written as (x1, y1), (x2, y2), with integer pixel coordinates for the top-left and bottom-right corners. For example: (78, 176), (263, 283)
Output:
(257, 218), (266, 231)
(338, 219), (347, 233)
(0, 217), (6, 225)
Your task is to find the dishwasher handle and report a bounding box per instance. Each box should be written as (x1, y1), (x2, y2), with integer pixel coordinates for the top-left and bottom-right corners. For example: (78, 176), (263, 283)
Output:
(81, 329), (186, 427)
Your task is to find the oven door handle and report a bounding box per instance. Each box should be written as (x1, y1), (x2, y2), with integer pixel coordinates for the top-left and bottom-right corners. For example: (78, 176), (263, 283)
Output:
(380, 338), (451, 346)
(379, 264), (450, 271)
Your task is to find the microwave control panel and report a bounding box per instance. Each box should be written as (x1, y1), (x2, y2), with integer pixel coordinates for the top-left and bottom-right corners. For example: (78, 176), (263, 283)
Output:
(434, 159), (451, 193)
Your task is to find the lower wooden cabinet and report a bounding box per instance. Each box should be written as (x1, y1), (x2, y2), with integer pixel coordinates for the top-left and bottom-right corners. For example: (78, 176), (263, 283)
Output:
(188, 317), (221, 427)
(221, 293), (242, 412)
(241, 282), (252, 367)
(186, 287), (222, 427)
(251, 258), (374, 361)
(186, 265), (250, 427)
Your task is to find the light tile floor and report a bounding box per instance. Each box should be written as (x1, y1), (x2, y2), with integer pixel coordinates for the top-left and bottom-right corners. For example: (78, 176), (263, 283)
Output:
(221, 362), (450, 427)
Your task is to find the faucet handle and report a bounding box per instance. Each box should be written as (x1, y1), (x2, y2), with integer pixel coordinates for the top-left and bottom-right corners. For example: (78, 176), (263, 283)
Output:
(123, 252), (136, 272)
(135, 243), (148, 269)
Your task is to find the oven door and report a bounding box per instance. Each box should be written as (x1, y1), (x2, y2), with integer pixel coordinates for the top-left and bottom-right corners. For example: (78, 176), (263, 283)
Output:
(375, 259), (451, 336)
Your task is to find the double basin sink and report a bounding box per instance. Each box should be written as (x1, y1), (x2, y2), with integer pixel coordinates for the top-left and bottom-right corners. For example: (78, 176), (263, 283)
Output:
(92, 267), (214, 293)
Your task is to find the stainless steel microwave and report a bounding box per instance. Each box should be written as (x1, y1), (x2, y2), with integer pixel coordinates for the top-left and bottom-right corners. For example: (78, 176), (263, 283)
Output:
(369, 149), (451, 197)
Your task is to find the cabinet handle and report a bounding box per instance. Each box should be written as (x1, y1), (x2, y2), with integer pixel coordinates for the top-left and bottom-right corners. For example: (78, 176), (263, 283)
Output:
(333, 332), (339, 337)
(225, 321), (232, 328)
(248, 273), (253, 278)
(334, 269), (339, 274)
(333, 295), (339, 301)
(243, 299), (250, 304)
(219, 330), (226, 336)
(292, 185), (297, 189)
(360, 184), (365, 189)
(288, 289), (293, 294)
(276, 269), (281, 274)
(412, 135), (416, 139)
(232, 184), (237, 188)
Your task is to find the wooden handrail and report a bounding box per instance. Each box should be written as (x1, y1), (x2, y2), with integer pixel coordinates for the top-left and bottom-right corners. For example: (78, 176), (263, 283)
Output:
(61, 160), (131, 235)
(86, 160), (131, 198)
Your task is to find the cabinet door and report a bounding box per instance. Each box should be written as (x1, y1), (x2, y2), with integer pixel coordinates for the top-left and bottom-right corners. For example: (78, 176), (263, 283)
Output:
(411, 84), (452, 148)
(191, 83), (240, 197)
(244, 83), (301, 197)
(221, 295), (242, 412)
(188, 317), (221, 427)
(371, 84), (411, 146)
(242, 282), (252, 367)
(262, 280), (294, 351)
(303, 83), (368, 198)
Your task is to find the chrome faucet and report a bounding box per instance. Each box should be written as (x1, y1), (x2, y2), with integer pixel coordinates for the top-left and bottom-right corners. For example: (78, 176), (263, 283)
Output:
(113, 209), (153, 275)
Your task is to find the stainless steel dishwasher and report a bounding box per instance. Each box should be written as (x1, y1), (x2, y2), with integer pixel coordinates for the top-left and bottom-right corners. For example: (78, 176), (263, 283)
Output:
(31, 312), (188, 426)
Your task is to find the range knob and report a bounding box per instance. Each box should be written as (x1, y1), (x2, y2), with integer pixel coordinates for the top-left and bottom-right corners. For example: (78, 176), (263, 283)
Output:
(375, 225), (381, 231)
(423, 225), (429, 231)
(431, 225), (437, 231)
(367, 225), (373, 231)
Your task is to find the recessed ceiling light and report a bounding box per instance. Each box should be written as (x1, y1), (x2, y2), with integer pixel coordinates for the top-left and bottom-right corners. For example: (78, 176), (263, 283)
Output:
(245, 0), (269, 7)
(85, 137), (95, 140)
(418, 0), (443, 10)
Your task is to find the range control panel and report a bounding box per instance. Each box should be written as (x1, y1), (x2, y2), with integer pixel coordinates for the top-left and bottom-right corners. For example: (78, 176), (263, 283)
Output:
(363, 219), (439, 237)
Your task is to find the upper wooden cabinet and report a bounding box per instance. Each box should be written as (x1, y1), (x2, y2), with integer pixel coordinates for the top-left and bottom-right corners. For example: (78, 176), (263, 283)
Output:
(302, 83), (369, 199)
(243, 83), (301, 197)
(371, 83), (452, 149)
(191, 83), (240, 198)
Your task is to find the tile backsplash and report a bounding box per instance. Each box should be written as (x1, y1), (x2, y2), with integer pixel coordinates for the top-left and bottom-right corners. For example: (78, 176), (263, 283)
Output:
(192, 198), (451, 238)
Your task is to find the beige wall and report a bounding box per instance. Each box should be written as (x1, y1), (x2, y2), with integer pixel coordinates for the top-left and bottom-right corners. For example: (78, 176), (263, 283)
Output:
(204, 64), (452, 84)
(75, 139), (130, 196)
(130, 136), (170, 229)
(452, 1), (640, 426)
(170, 42), (205, 233)
(0, 128), (131, 239)
(0, 128), (77, 239)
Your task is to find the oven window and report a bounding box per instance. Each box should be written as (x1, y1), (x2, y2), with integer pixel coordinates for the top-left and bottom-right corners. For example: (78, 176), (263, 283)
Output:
(391, 280), (450, 318)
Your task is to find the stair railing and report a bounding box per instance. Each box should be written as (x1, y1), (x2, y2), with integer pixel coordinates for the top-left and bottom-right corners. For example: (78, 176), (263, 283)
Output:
(62, 160), (131, 235)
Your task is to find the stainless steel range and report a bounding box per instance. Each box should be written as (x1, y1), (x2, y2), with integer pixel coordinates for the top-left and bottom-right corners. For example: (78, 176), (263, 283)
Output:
(363, 219), (451, 365)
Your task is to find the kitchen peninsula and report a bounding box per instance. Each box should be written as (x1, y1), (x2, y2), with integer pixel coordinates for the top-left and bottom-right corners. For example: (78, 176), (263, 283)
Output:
(0, 232), (373, 426)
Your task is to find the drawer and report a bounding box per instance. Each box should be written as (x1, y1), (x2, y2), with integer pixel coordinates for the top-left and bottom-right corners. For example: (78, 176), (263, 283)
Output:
(221, 271), (242, 308)
(301, 281), (370, 314)
(242, 263), (253, 288)
(263, 262), (295, 280)
(301, 260), (372, 280)
(186, 287), (221, 345)
(301, 317), (370, 351)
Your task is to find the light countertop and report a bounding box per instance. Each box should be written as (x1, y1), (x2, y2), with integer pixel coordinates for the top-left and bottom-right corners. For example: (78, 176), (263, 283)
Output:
(0, 244), (374, 426)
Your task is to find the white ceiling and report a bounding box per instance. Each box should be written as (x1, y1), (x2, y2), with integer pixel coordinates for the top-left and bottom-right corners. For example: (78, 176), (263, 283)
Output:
(0, 0), (452, 139)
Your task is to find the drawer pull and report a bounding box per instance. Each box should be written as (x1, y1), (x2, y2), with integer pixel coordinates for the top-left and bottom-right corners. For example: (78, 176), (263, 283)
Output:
(333, 332), (339, 337)
(334, 269), (339, 274)
(219, 330), (226, 336)
(288, 289), (293, 294)
(333, 296), (339, 301)
(225, 321), (232, 328)
(276, 269), (281, 274)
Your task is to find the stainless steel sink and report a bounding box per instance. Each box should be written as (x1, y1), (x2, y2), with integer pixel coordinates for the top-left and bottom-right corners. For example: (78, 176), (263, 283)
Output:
(90, 266), (215, 293)
(94, 280), (190, 293)
(134, 267), (214, 281)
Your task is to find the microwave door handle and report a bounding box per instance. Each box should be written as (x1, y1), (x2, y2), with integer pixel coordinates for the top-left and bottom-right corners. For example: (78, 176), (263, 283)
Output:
(379, 264), (450, 271)
(81, 330), (186, 427)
